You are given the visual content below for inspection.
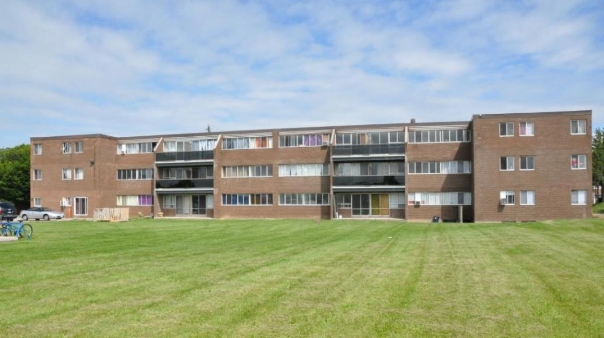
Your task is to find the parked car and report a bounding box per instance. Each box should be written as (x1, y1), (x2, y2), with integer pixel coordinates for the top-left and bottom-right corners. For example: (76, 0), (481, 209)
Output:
(0, 201), (18, 221)
(20, 207), (65, 221)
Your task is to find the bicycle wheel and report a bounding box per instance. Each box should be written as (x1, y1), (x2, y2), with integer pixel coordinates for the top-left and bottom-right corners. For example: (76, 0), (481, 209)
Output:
(19, 224), (33, 239)
(0, 225), (12, 236)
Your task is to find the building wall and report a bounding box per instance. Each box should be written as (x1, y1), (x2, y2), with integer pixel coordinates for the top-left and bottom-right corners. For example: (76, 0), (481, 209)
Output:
(472, 111), (592, 221)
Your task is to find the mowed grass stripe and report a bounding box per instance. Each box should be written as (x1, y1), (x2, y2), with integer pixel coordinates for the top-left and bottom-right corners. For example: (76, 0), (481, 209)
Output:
(1, 220), (604, 337)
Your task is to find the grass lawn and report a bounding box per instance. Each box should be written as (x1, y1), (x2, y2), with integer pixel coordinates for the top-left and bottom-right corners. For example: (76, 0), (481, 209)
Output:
(1, 218), (604, 337)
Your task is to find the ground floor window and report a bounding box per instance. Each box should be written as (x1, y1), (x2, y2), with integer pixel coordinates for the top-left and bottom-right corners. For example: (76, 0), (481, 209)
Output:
(520, 191), (535, 205)
(500, 191), (515, 205)
(571, 190), (587, 205)
(222, 194), (273, 206)
(279, 193), (329, 206)
(335, 193), (404, 216)
(74, 197), (88, 216)
(161, 194), (213, 215)
(408, 192), (472, 205)
(116, 195), (153, 206)
(33, 197), (42, 207)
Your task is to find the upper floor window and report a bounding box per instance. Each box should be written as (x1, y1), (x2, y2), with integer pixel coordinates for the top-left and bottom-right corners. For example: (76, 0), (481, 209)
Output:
(159, 167), (212, 179)
(117, 169), (154, 180)
(62, 142), (71, 154)
(279, 164), (329, 176)
(499, 122), (514, 137)
(74, 168), (84, 180)
(117, 142), (155, 154)
(164, 139), (216, 152)
(280, 134), (330, 147)
(33, 169), (42, 180)
(571, 155), (587, 169)
(520, 191), (535, 205)
(74, 141), (83, 153)
(520, 156), (535, 170)
(33, 144), (42, 155)
(571, 190), (587, 205)
(62, 168), (72, 180)
(500, 156), (514, 171)
(519, 122), (534, 136)
(571, 120), (586, 135)
(223, 165), (273, 178)
(336, 131), (404, 145)
(500, 191), (515, 205)
(408, 161), (471, 174)
(222, 136), (272, 150)
(408, 129), (470, 143)
(334, 162), (404, 176)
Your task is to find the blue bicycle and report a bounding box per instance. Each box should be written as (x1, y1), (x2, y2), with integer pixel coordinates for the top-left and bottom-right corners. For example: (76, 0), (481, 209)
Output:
(0, 221), (33, 239)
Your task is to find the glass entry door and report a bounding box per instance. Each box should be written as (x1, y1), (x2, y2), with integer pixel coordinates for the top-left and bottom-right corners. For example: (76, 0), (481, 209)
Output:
(352, 193), (389, 217)
(192, 195), (206, 215)
(176, 195), (208, 216)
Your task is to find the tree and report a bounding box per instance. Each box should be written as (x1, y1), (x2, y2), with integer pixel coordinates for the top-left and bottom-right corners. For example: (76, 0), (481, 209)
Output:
(0, 144), (30, 210)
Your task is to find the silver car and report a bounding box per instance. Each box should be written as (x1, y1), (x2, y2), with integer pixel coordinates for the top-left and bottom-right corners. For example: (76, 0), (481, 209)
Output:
(20, 207), (65, 221)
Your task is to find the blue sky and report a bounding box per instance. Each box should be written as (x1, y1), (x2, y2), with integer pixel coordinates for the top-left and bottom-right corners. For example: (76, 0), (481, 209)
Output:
(0, 0), (602, 147)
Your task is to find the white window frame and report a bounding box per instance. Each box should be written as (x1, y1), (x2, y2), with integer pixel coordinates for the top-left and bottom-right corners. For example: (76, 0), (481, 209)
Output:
(571, 155), (587, 170)
(163, 195), (176, 209)
(74, 168), (84, 180)
(33, 197), (42, 207)
(278, 193), (330, 206)
(74, 197), (88, 216)
(278, 164), (330, 177)
(62, 168), (72, 180)
(519, 122), (534, 136)
(33, 169), (42, 181)
(407, 192), (472, 206)
(520, 191), (535, 205)
(62, 142), (72, 154)
(74, 141), (83, 153)
(499, 122), (514, 137)
(500, 191), (515, 205)
(571, 190), (587, 205)
(570, 120), (586, 135)
(520, 156), (535, 171)
(33, 144), (42, 155)
(500, 156), (514, 171)
(61, 197), (72, 207)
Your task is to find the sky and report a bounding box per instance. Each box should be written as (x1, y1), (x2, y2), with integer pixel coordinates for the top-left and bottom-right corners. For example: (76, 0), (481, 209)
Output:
(0, 0), (603, 147)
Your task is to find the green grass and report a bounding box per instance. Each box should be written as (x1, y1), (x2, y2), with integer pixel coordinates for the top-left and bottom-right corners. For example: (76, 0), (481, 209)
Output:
(593, 201), (604, 214)
(1, 218), (604, 337)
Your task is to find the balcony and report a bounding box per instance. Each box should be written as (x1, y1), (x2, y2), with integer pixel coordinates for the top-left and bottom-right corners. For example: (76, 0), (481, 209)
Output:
(332, 144), (405, 159)
(332, 175), (405, 186)
(156, 179), (214, 189)
(155, 150), (214, 163)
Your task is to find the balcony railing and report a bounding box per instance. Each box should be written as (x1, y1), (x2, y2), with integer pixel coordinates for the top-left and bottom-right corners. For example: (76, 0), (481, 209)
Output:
(332, 144), (405, 157)
(155, 150), (214, 162)
(332, 175), (405, 186)
(156, 179), (214, 189)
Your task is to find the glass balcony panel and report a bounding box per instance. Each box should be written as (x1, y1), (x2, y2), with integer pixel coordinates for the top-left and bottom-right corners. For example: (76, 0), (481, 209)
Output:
(332, 144), (405, 156)
(156, 179), (214, 189)
(156, 150), (214, 162)
(332, 175), (405, 186)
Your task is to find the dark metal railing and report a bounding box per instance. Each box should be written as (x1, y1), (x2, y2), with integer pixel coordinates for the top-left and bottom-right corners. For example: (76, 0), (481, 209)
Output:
(332, 144), (405, 156)
(155, 150), (214, 162)
(155, 179), (214, 189)
(332, 175), (405, 186)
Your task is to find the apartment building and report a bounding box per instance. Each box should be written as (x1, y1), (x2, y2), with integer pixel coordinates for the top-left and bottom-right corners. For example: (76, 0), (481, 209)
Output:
(29, 110), (592, 222)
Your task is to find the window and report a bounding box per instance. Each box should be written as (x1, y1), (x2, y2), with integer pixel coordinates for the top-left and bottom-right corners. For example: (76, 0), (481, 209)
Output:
(62, 169), (72, 180)
(117, 142), (155, 154)
(117, 169), (154, 180)
(408, 129), (471, 143)
(520, 156), (535, 170)
(571, 155), (587, 170)
(571, 190), (587, 205)
(408, 192), (472, 205)
(159, 167), (212, 179)
(279, 134), (330, 147)
(74, 197), (88, 216)
(61, 197), (72, 207)
(164, 139), (216, 152)
(334, 162), (404, 176)
(33, 197), (42, 207)
(500, 156), (514, 171)
(408, 161), (471, 174)
(520, 191), (535, 205)
(222, 136), (273, 150)
(33, 169), (42, 181)
(74, 141), (83, 153)
(117, 195), (153, 206)
(519, 122), (534, 136)
(163, 195), (176, 209)
(279, 164), (329, 176)
(500, 191), (515, 205)
(62, 142), (71, 154)
(222, 165), (273, 178)
(571, 120), (586, 135)
(279, 193), (330, 206)
(499, 122), (514, 136)
(389, 193), (405, 208)
(336, 131), (405, 145)
(33, 144), (42, 155)
(74, 168), (84, 180)
(222, 194), (273, 206)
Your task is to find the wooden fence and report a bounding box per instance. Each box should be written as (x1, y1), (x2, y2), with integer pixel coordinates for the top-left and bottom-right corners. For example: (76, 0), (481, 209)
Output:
(93, 208), (130, 222)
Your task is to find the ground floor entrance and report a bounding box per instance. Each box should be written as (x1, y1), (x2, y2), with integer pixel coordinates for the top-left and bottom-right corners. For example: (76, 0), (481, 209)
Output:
(173, 194), (213, 216)
(336, 192), (404, 218)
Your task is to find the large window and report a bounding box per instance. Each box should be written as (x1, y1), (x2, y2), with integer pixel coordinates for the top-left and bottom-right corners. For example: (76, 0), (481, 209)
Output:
(222, 136), (272, 150)
(33, 144), (42, 155)
(222, 165), (273, 178)
(164, 139), (216, 152)
(62, 168), (72, 180)
(500, 191), (515, 205)
(222, 194), (273, 206)
(62, 142), (71, 154)
(571, 155), (587, 169)
(520, 156), (535, 170)
(117, 195), (153, 206)
(279, 164), (329, 176)
(520, 191), (535, 205)
(117, 169), (154, 180)
(33, 197), (42, 207)
(163, 195), (176, 209)
(74, 168), (84, 180)
(280, 134), (330, 147)
(571, 120), (586, 135)
(279, 193), (330, 206)
(499, 122), (514, 136)
(519, 122), (534, 136)
(334, 162), (404, 176)
(336, 131), (404, 145)
(500, 156), (514, 171)
(408, 192), (472, 205)
(408, 129), (470, 143)
(33, 169), (42, 181)
(74, 197), (88, 216)
(571, 190), (587, 205)
(408, 161), (471, 174)
(159, 167), (213, 179)
(74, 141), (83, 153)
(117, 142), (155, 154)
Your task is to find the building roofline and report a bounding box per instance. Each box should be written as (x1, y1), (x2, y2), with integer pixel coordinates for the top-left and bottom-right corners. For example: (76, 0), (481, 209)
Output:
(30, 134), (116, 142)
(472, 109), (591, 120)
